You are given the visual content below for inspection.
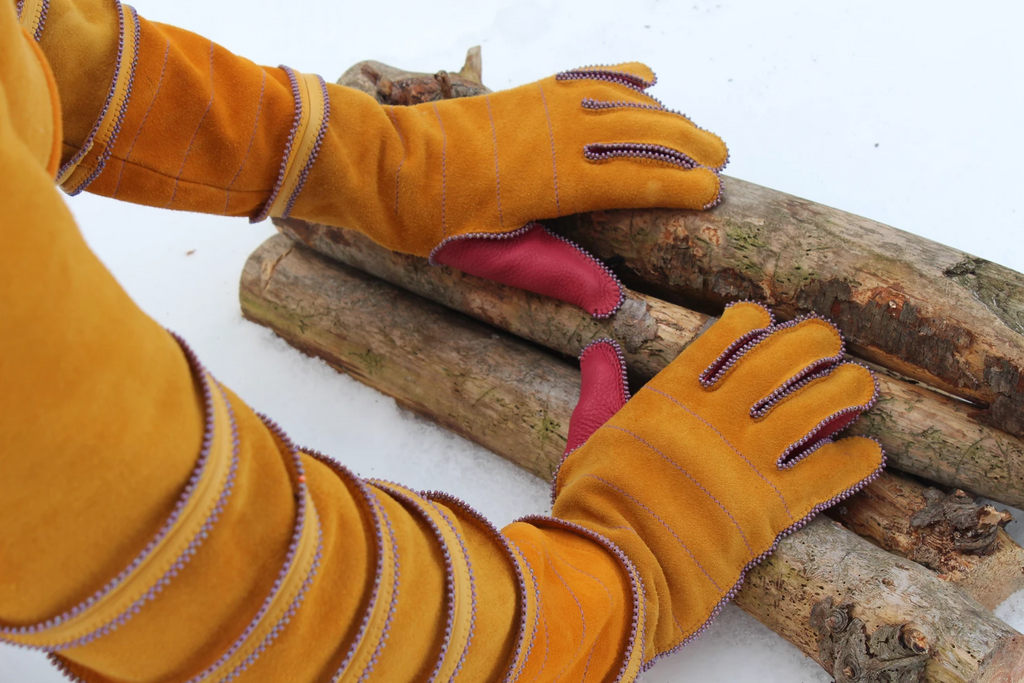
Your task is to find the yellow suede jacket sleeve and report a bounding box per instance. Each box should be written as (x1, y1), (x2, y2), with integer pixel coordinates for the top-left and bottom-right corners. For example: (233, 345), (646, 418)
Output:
(2, 2), (645, 682)
(21, 0), (728, 257)
(3, 1), (885, 682)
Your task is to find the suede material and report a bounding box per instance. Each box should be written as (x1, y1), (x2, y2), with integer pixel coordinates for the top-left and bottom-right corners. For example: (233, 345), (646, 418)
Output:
(363, 484), (461, 683)
(0, 3), (789, 682)
(553, 303), (885, 662)
(0, 16), (58, 173)
(289, 65), (728, 257)
(59, 391), (301, 682)
(0, 14), (205, 627)
(41, 3), (295, 214)
(85, 17), (294, 215)
(429, 497), (521, 683)
(31, 0), (119, 163)
(502, 522), (641, 682)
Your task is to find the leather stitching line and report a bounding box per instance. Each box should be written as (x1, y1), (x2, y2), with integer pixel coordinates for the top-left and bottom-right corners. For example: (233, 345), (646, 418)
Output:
(644, 386), (794, 520)
(166, 41), (215, 208)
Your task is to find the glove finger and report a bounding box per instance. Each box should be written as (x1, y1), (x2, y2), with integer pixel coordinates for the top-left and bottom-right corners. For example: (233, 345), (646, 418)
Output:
(578, 101), (729, 171)
(706, 314), (845, 404)
(556, 62), (658, 91)
(650, 301), (774, 388)
(743, 362), (880, 466)
(430, 222), (624, 318)
(565, 339), (631, 456)
(775, 436), (886, 522)
(562, 157), (724, 217)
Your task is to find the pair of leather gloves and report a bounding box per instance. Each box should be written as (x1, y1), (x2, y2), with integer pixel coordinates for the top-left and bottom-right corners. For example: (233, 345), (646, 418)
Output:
(1, 1), (885, 680)
(305, 56), (888, 675)
(246, 53), (888, 676)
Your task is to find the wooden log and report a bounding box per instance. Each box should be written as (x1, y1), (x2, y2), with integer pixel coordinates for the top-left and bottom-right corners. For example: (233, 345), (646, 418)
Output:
(331, 52), (1024, 447)
(829, 473), (1024, 611)
(271, 218), (1024, 608)
(240, 235), (577, 476)
(273, 217), (1024, 510)
(239, 233), (1024, 682)
(556, 201), (1024, 442)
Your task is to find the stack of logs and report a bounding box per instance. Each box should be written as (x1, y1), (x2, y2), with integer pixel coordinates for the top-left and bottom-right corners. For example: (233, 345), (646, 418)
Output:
(239, 52), (1024, 682)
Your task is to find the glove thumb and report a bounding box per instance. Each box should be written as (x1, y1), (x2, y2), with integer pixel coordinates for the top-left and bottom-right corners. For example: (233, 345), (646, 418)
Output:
(431, 223), (624, 319)
(564, 339), (631, 457)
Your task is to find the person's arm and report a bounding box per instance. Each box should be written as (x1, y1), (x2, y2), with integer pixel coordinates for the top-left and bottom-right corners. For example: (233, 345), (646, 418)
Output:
(23, 0), (735, 319)
(3, 4), (638, 680)
(2, 2), (884, 681)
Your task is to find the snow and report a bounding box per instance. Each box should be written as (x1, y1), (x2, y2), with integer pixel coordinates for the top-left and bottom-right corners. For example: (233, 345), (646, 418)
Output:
(3, 0), (1023, 681)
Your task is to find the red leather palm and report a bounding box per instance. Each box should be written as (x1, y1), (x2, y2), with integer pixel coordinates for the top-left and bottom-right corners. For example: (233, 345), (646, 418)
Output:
(431, 223), (624, 319)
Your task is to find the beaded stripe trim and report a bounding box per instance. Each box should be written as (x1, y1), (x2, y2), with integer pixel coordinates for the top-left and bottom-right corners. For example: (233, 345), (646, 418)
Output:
(551, 338), (631, 505)
(579, 337), (632, 405)
(48, 521), (323, 683)
(298, 450), (395, 683)
(428, 222), (626, 320)
(546, 228), (626, 319)
(580, 98), (730, 175)
(33, 0), (47, 39)
(0, 334), (235, 651)
(750, 350), (847, 419)
(749, 323), (847, 418)
(776, 363), (881, 470)
(582, 97), (694, 125)
(556, 66), (656, 92)
(514, 516), (647, 683)
(640, 445), (887, 671)
(175, 413), (321, 683)
(699, 326), (773, 388)
(557, 64), (731, 181)
(252, 65), (304, 223)
(507, 541), (542, 683)
(583, 141), (726, 206)
(558, 65), (724, 137)
(421, 491), (532, 683)
(16, 0), (49, 40)
(281, 75), (332, 219)
(584, 142), (698, 171)
(430, 502), (479, 683)
(56, 1), (132, 189)
(372, 481), (475, 683)
(700, 312), (840, 389)
(724, 298), (777, 324)
(68, 5), (141, 196)
(351, 492), (400, 683)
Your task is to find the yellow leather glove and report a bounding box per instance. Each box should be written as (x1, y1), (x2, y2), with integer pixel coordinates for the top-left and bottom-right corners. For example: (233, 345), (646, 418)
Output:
(553, 301), (886, 666)
(277, 61), (729, 257)
(27, 0), (727, 318)
(280, 61), (728, 318)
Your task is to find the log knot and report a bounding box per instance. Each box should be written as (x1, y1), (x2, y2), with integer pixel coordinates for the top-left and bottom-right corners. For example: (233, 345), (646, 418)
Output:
(810, 597), (929, 682)
(910, 488), (1012, 554)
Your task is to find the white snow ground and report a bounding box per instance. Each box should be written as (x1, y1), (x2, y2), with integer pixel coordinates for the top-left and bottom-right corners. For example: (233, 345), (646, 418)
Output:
(3, 0), (1023, 681)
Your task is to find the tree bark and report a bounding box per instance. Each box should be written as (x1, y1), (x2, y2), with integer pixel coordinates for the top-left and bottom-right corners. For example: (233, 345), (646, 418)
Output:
(555, 199), (1024, 442)
(273, 217), (1024, 510)
(828, 472), (1023, 611)
(332, 52), (1024, 448)
(239, 233), (1024, 682)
